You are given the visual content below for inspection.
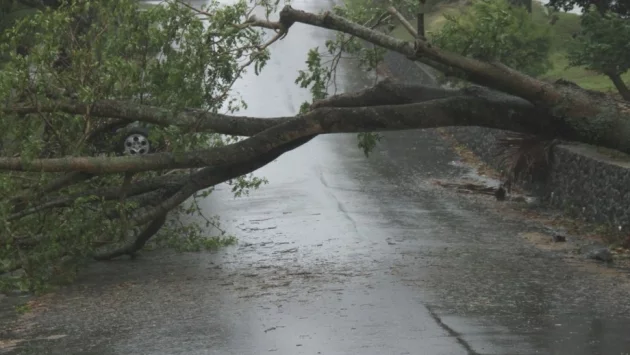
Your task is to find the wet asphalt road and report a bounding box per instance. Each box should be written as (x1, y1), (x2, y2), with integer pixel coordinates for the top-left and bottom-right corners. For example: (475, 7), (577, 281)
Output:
(3, 0), (630, 354)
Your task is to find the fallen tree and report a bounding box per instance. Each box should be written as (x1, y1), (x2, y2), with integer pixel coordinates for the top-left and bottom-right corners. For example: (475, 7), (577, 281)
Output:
(1, 0), (628, 291)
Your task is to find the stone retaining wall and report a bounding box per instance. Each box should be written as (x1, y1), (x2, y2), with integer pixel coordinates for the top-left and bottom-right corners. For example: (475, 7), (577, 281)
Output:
(382, 51), (630, 230)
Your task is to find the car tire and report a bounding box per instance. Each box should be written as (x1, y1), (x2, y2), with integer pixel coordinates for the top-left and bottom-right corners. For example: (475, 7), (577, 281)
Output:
(120, 127), (151, 156)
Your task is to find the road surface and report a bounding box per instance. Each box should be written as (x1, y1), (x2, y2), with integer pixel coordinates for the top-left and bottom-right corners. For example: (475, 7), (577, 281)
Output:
(2, 0), (630, 354)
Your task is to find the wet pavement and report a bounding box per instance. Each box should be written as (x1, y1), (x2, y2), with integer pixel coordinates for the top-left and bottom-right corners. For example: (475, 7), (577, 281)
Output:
(3, 0), (630, 354)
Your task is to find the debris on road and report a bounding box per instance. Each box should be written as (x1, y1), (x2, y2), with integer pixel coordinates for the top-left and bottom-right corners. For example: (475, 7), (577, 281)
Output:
(551, 234), (567, 243)
(432, 180), (497, 196)
(546, 227), (569, 242)
(584, 246), (614, 263)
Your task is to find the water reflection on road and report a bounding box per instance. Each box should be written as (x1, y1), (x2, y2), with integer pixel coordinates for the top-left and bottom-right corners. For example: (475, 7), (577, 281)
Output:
(190, 1), (630, 354)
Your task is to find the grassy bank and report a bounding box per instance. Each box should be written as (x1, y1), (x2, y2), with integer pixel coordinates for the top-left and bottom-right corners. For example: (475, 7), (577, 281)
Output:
(381, 0), (629, 93)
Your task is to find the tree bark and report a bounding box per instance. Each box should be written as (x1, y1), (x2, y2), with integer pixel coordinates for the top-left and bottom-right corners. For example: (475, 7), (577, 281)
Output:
(129, 136), (316, 227)
(607, 73), (630, 101)
(9, 100), (287, 137)
(275, 6), (630, 128)
(417, 0), (426, 38)
(0, 97), (548, 173)
(4, 79), (630, 176)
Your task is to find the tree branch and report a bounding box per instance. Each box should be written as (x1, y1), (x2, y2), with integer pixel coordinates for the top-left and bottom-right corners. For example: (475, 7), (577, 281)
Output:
(98, 188), (176, 221)
(310, 77), (459, 108)
(270, 5), (604, 116)
(5, 77), (630, 175)
(7, 173), (193, 220)
(7, 100), (287, 136)
(94, 84), (572, 227)
(386, 5), (417, 38)
(93, 212), (167, 261)
(0, 96), (546, 174)
(7, 172), (95, 212)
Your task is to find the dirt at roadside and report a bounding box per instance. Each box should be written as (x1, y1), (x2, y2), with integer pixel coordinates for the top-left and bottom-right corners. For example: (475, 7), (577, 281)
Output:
(434, 127), (630, 273)
(379, 49), (630, 256)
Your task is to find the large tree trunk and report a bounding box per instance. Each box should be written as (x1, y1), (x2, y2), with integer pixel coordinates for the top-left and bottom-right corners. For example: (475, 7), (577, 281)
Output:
(273, 6), (630, 151)
(4, 79), (630, 176)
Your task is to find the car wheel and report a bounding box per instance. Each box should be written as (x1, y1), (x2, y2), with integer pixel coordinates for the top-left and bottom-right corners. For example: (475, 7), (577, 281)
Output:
(121, 127), (151, 156)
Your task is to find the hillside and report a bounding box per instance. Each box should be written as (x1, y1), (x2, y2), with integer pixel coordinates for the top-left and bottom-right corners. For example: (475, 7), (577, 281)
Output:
(385, 0), (629, 92)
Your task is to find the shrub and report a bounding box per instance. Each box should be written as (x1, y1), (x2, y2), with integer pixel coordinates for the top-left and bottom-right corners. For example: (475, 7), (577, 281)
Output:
(430, 0), (553, 77)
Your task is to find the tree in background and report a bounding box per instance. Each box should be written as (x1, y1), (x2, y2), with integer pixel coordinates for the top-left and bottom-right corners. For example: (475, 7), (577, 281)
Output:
(544, 0), (630, 99)
(0, 1), (38, 59)
(546, 0), (630, 16)
(430, 0), (552, 78)
(566, 9), (630, 99)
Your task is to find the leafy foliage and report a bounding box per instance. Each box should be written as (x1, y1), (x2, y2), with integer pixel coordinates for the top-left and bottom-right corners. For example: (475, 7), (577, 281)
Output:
(357, 132), (383, 157)
(294, 1), (394, 155)
(0, 0), (273, 293)
(567, 9), (630, 78)
(430, 0), (553, 77)
(153, 211), (238, 253)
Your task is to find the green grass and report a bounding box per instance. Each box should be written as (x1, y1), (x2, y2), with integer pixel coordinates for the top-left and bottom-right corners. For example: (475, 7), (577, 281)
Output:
(384, 0), (630, 93)
(541, 51), (630, 92)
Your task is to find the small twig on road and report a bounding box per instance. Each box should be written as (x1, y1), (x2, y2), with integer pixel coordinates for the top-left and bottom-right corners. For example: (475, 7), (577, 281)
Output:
(433, 180), (498, 196)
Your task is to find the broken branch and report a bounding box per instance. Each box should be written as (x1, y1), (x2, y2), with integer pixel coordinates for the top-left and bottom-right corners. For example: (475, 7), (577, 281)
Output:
(7, 100), (287, 136)
(0, 94), (551, 174)
(93, 212), (167, 260)
(387, 5), (417, 38)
